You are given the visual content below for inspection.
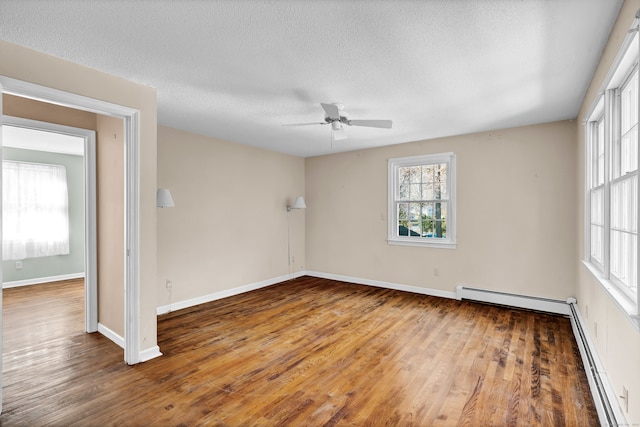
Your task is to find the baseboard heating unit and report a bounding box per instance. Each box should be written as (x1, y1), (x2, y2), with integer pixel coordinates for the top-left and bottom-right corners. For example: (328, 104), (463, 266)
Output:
(456, 285), (625, 426)
(455, 285), (571, 315)
(567, 301), (625, 426)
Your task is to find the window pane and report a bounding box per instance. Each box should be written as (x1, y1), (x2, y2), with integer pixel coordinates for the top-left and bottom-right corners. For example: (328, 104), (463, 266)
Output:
(399, 167), (412, 184)
(621, 71), (638, 135)
(409, 184), (421, 200)
(597, 119), (605, 186)
(398, 203), (408, 221)
(420, 203), (432, 237)
(434, 164), (447, 199)
(421, 165), (433, 183)
(621, 124), (638, 175)
(591, 188), (604, 225)
(422, 183), (434, 200)
(591, 225), (603, 263)
(399, 184), (410, 200)
(409, 166), (421, 183)
(611, 176), (637, 233)
(408, 220), (421, 236)
(409, 203), (420, 221)
(616, 70), (639, 180)
(611, 230), (638, 293)
(421, 202), (447, 238)
(397, 203), (408, 236)
(436, 203), (447, 238)
(435, 181), (446, 200)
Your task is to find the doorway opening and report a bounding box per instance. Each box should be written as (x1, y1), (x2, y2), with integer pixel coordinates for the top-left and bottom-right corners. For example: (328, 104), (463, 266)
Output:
(2, 116), (97, 333)
(0, 75), (142, 368)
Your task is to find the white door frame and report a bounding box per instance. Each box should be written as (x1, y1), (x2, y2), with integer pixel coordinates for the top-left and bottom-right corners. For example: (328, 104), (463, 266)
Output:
(0, 75), (142, 365)
(2, 116), (98, 332)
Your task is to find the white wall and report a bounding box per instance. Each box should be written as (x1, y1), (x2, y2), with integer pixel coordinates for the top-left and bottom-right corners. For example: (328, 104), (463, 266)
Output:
(157, 126), (305, 308)
(576, 0), (640, 423)
(306, 120), (577, 300)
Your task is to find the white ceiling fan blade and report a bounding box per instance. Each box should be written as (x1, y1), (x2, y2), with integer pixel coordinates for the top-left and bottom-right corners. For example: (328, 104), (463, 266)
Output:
(282, 122), (326, 126)
(320, 103), (341, 120)
(347, 119), (392, 129)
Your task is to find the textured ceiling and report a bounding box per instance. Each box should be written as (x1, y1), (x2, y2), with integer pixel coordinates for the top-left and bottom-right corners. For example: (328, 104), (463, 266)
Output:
(0, 1), (624, 157)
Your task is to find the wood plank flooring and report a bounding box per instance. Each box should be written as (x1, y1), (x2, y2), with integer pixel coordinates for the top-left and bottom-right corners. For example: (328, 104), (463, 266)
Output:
(1, 276), (598, 426)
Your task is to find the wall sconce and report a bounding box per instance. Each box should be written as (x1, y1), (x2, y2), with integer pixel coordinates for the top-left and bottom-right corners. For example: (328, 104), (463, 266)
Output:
(287, 196), (306, 212)
(156, 189), (175, 208)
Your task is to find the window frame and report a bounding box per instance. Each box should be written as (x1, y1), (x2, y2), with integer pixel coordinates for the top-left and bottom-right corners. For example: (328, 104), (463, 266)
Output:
(587, 108), (606, 272)
(584, 25), (640, 322)
(388, 152), (456, 249)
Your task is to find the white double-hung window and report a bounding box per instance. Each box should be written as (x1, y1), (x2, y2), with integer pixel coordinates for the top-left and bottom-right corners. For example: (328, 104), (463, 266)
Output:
(388, 152), (456, 248)
(584, 27), (639, 318)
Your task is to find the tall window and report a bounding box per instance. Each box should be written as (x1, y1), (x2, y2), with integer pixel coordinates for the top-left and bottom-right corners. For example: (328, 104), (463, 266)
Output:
(2, 160), (70, 260)
(585, 30), (639, 312)
(388, 152), (456, 248)
(611, 70), (638, 297)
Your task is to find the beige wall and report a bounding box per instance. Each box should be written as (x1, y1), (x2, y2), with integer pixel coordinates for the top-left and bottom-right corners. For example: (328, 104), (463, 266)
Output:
(306, 120), (577, 300)
(157, 126), (305, 306)
(0, 39), (158, 354)
(2, 94), (97, 130)
(96, 115), (125, 336)
(576, 0), (640, 423)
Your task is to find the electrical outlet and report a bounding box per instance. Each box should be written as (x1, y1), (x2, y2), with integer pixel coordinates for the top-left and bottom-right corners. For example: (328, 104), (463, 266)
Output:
(15, 261), (22, 270)
(621, 386), (629, 413)
(433, 268), (439, 277)
(585, 305), (589, 319)
(166, 280), (172, 289)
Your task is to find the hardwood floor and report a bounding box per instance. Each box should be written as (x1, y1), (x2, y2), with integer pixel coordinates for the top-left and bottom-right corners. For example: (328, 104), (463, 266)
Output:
(1, 276), (597, 426)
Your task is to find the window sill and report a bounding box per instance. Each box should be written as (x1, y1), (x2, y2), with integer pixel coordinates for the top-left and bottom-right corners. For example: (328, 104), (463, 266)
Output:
(582, 260), (640, 332)
(387, 238), (457, 249)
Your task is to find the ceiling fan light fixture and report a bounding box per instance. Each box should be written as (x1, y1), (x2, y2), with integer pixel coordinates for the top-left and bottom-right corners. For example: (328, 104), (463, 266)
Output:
(333, 126), (347, 140)
(331, 121), (342, 131)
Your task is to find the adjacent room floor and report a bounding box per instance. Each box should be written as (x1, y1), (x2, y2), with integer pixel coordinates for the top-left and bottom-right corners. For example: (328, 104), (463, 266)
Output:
(1, 276), (598, 425)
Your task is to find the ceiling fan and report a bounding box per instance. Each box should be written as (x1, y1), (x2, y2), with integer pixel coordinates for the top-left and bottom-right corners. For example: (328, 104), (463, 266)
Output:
(286, 103), (392, 141)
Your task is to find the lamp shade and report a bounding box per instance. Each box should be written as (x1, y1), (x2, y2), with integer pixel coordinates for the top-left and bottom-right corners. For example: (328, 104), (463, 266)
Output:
(291, 196), (306, 209)
(156, 188), (175, 208)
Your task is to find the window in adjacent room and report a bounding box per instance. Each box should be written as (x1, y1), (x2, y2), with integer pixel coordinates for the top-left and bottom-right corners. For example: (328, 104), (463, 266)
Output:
(2, 160), (70, 260)
(584, 28), (639, 316)
(388, 152), (456, 248)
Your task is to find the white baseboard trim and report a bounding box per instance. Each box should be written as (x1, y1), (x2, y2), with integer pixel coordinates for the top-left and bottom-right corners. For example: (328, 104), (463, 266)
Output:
(3, 272), (85, 288)
(99, 324), (162, 363)
(139, 345), (162, 363)
(455, 285), (571, 315)
(98, 323), (124, 349)
(305, 270), (457, 299)
(156, 271), (306, 315)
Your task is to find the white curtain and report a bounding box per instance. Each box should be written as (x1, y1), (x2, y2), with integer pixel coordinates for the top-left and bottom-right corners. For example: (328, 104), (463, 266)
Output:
(2, 160), (70, 260)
